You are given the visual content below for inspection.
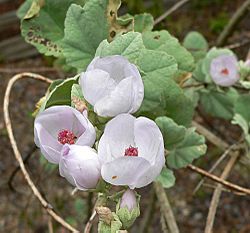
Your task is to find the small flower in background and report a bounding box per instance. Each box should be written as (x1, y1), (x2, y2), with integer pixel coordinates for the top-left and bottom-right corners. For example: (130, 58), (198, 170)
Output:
(79, 55), (144, 117)
(59, 145), (101, 190)
(98, 114), (165, 189)
(210, 54), (239, 87)
(34, 106), (96, 164)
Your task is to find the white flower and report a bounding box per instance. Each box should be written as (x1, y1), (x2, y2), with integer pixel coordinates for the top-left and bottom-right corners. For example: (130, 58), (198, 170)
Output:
(98, 114), (165, 189)
(34, 106), (96, 164)
(210, 54), (239, 87)
(59, 145), (101, 190)
(79, 55), (144, 117)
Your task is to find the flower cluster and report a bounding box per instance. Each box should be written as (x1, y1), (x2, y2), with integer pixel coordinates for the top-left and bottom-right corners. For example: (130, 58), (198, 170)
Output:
(34, 55), (165, 191)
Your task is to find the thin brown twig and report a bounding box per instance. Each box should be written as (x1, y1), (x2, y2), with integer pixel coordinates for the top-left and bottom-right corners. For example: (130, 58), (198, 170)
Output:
(187, 164), (250, 195)
(154, 0), (190, 26)
(48, 215), (54, 233)
(204, 152), (240, 233)
(154, 182), (180, 233)
(8, 145), (37, 192)
(84, 210), (97, 233)
(202, 183), (246, 196)
(3, 72), (79, 233)
(192, 121), (229, 150)
(217, 0), (250, 46)
(193, 143), (237, 194)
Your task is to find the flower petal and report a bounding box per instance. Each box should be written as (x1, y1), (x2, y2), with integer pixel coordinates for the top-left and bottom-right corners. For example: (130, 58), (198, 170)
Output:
(134, 117), (165, 165)
(59, 145), (101, 190)
(80, 69), (115, 106)
(87, 55), (129, 82)
(101, 156), (151, 189)
(124, 63), (144, 112)
(94, 76), (135, 117)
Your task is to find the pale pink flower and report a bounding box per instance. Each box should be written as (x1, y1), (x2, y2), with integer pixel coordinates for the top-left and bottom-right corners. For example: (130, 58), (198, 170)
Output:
(34, 106), (96, 164)
(98, 114), (165, 189)
(79, 55), (144, 117)
(210, 54), (239, 87)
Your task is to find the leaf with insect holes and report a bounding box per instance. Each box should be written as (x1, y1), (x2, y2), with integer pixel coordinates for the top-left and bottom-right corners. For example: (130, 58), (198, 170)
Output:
(21, 0), (85, 57)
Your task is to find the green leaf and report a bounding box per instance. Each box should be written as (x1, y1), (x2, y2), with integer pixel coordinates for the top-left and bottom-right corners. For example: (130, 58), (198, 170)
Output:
(232, 113), (249, 136)
(142, 30), (195, 72)
(21, 0), (85, 57)
(155, 167), (175, 188)
(63, 0), (133, 71)
(137, 49), (177, 76)
(45, 77), (78, 109)
(232, 113), (250, 145)
(183, 31), (208, 62)
(167, 128), (207, 169)
(138, 73), (194, 126)
(134, 13), (154, 32)
(234, 94), (250, 122)
(155, 116), (186, 150)
(62, 1), (109, 70)
(95, 32), (145, 64)
(200, 87), (239, 120)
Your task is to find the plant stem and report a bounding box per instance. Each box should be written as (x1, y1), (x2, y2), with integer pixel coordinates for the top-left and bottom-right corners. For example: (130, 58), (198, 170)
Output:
(154, 182), (180, 233)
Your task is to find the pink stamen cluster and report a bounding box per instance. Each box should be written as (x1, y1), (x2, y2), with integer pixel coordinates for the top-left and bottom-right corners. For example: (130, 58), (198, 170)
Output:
(221, 68), (229, 75)
(58, 129), (77, 145)
(124, 146), (138, 157)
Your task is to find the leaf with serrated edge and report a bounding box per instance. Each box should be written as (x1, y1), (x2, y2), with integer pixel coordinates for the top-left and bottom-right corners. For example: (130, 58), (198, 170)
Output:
(167, 128), (207, 169)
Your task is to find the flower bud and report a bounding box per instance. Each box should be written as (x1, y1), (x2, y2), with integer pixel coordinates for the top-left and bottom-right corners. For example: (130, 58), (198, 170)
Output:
(59, 145), (101, 190)
(120, 189), (137, 211)
(116, 189), (140, 229)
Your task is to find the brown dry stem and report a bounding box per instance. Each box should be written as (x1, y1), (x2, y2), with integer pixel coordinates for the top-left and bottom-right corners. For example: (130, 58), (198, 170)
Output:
(3, 72), (79, 232)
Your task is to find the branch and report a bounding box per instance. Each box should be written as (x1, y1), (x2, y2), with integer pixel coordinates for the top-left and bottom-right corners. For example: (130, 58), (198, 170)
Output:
(217, 0), (250, 46)
(187, 164), (250, 195)
(84, 210), (97, 233)
(192, 121), (229, 150)
(154, 0), (190, 26)
(154, 182), (180, 233)
(193, 144), (237, 194)
(3, 72), (79, 233)
(204, 152), (239, 233)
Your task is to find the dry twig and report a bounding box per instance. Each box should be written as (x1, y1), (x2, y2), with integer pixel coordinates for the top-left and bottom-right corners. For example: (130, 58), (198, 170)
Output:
(193, 144), (237, 194)
(217, 0), (250, 46)
(3, 72), (79, 233)
(154, 182), (180, 233)
(84, 209), (97, 233)
(154, 0), (190, 26)
(204, 152), (240, 233)
(187, 164), (250, 195)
